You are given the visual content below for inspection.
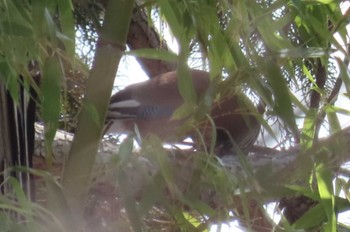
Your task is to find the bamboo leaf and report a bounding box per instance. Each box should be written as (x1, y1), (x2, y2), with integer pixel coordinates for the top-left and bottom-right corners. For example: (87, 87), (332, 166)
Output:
(277, 47), (329, 58)
(177, 66), (197, 106)
(157, 1), (184, 39)
(0, 0), (33, 36)
(293, 203), (327, 230)
(301, 108), (317, 149)
(57, 0), (75, 58)
(41, 56), (62, 164)
(44, 9), (58, 50)
(316, 160), (337, 232)
(0, 59), (20, 103)
(262, 60), (297, 134)
(326, 105), (341, 134)
(336, 57), (350, 95)
(126, 48), (178, 62)
(117, 168), (143, 232)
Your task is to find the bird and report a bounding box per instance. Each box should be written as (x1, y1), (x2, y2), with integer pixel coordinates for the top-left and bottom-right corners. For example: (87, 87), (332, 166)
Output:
(105, 70), (261, 156)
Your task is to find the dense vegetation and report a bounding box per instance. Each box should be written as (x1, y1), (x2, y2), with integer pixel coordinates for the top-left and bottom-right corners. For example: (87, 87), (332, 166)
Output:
(0, 0), (350, 231)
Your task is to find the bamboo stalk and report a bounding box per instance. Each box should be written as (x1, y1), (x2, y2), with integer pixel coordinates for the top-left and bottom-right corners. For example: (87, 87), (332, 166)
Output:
(62, 0), (135, 214)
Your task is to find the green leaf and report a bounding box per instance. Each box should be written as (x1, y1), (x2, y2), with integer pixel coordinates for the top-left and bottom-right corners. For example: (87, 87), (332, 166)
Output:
(301, 108), (317, 149)
(183, 211), (206, 230)
(41, 56), (62, 164)
(144, 138), (173, 185)
(126, 48), (178, 62)
(312, 0), (336, 3)
(14, 166), (77, 231)
(57, 0), (75, 58)
(262, 60), (297, 134)
(0, 59), (20, 103)
(326, 105), (341, 134)
(44, 8), (58, 50)
(336, 57), (350, 95)
(316, 160), (336, 231)
(138, 172), (166, 216)
(277, 47), (329, 58)
(31, 0), (46, 38)
(7, 177), (33, 216)
(177, 66), (198, 106)
(115, 136), (134, 167)
(293, 203), (327, 230)
(0, 0), (33, 36)
(285, 184), (320, 201)
(117, 168), (143, 232)
(158, 1), (183, 40)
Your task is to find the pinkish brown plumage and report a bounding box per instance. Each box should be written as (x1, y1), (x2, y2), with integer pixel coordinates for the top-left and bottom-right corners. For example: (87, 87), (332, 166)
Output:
(106, 70), (261, 156)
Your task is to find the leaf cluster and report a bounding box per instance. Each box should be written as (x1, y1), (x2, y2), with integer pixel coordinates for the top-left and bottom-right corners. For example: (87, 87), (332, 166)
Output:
(1, 0), (350, 231)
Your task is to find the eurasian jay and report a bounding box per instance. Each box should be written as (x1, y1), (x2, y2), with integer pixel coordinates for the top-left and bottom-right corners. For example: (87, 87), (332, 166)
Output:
(105, 70), (261, 155)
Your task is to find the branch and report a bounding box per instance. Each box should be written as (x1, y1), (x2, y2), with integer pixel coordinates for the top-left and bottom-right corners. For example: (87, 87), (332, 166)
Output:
(34, 124), (350, 230)
(35, 123), (350, 204)
(127, 5), (177, 77)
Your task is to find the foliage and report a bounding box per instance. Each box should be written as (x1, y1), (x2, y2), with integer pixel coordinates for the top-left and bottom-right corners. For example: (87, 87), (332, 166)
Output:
(0, 0), (350, 231)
